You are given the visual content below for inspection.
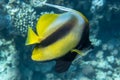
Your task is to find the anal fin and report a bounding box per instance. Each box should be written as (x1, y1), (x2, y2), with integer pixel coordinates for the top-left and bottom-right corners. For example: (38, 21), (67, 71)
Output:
(55, 52), (77, 73)
(55, 60), (71, 73)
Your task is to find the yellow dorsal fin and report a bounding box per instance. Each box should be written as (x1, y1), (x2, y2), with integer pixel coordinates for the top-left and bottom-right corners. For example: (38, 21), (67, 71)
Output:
(44, 3), (88, 23)
(78, 12), (88, 23)
(25, 27), (40, 45)
(71, 49), (83, 56)
(36, 13), (59, 37)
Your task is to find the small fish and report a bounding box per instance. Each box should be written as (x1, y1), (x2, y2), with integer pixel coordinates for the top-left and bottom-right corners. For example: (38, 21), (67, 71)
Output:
(25, 3), (93, 73)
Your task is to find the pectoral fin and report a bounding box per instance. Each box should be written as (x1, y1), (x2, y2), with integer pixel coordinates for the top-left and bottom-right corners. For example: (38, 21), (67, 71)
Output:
(71, 49), (84, 56)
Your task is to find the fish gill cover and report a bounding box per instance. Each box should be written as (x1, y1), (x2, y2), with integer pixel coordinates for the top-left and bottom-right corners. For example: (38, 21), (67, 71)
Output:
(0, 0), (120, 80)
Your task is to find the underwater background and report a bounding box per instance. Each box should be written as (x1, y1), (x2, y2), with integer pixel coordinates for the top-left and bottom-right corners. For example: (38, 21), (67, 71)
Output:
(0, 0), (120, 80)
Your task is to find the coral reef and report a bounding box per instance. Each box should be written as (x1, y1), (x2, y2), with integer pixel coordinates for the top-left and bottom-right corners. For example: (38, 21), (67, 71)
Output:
(30, 0), (47, 7)
(0, 0), (120, 80)
(0, 35), (20, 80)
(0, 9), (11, 31)
(5, 1), (38, 36)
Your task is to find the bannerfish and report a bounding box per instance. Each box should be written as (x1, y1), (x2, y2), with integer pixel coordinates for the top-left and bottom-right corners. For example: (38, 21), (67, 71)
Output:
(25, 3), (93, 73)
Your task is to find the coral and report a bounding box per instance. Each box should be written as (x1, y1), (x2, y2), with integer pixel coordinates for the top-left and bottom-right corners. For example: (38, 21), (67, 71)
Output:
(0, 35), (20, 80)
(81, 64), (95, 76)
(91, 0), (105, 13)
(5, 1), (38, 36)
(96, 71), (107, 80)
(30, 0), (47, 7)
(0, 10), (10, 31)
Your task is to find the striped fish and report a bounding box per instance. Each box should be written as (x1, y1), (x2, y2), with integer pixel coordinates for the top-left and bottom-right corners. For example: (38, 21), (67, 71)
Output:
(25, 3), (93, 73)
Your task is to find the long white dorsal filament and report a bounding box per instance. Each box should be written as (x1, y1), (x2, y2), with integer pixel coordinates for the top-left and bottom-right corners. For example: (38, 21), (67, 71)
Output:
(43, 3), (74, 12)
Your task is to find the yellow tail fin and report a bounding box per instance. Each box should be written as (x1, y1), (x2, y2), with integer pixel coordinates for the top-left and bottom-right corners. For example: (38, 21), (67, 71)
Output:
(25, 27), (40, 45)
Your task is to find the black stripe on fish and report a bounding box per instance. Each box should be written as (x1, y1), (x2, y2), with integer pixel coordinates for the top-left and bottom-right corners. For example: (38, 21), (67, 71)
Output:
(77, 23), (93, 50)
(37, 15), (77, 47)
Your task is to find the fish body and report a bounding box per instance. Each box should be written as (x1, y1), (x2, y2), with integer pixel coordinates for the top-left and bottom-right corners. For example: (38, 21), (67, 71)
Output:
(26, 3), (92, 73)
